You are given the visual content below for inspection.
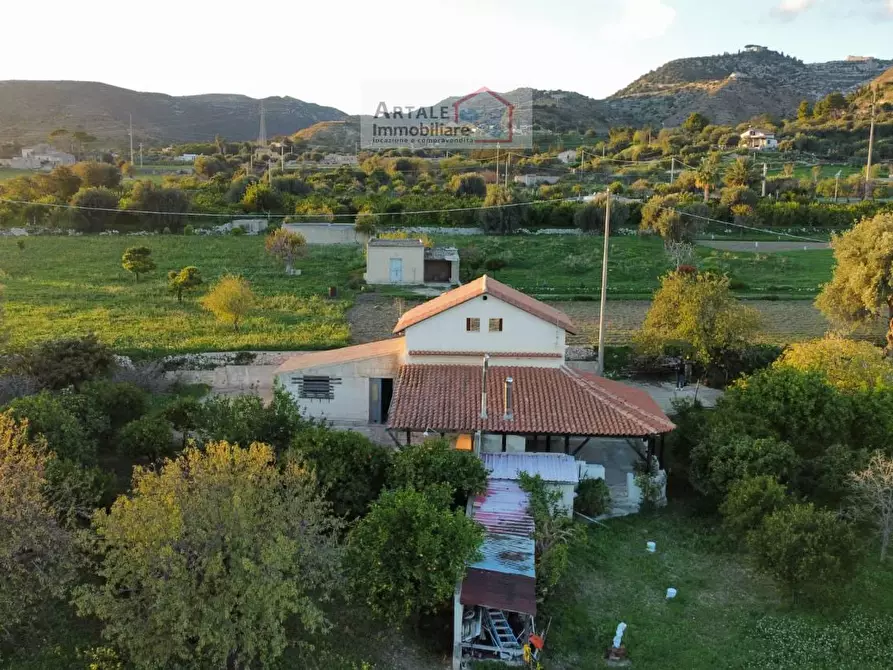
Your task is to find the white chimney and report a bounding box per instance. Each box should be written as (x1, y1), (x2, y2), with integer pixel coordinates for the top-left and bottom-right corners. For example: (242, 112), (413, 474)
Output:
(480, 354), (490, 420)
(503, 377), (514, 421)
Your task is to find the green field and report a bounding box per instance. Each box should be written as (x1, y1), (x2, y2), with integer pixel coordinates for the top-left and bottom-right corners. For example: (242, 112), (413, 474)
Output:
(0, 167), (30, 182)
(0, 236), (362, 356)
(544, 506), (893, 670)
(0, 234), (835, 355)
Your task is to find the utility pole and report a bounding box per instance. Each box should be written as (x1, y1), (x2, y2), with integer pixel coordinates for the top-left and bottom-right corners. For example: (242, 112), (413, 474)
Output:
(139, 142), (143, 168)
(865, 86), (877, 200)
(129, 113), (134, 166)
(596, 188), (611, 377)
(834, 170), (841, 202)
(761, 163), (768, 198)
(495, 144), (500, 186)
(504, 152), (510, 189)
(670, 157), (675, 183)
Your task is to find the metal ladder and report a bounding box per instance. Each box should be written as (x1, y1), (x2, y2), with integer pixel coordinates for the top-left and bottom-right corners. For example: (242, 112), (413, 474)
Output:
(484, 608), (522, 658)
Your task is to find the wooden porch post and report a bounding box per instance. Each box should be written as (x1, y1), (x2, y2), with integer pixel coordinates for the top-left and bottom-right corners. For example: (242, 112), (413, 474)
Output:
(406, 430), (411, 446)
(564, 434), (570, 454)
(502, 433), (507, 452)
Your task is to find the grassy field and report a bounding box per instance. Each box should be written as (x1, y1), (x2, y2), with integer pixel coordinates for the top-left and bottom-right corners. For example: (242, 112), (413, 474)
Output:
(435, 234), (833, 299)
(0, 236), (363, 356)
(543, 506), (893, 670)
(0, 167), (30, 182)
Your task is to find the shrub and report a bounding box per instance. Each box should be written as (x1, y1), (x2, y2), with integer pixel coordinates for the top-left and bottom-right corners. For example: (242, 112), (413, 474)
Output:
(80, 380), (148, 435)
(484, 256), (507, 271)
(747, 503), (859, 598)
(117, 416), (173, 460)
(5, 391), (96, 464)
(720, 475), (790, 538)
(288, 426), (391, 519)
(44, 458), (114, 524)
(690, 435), (799, 499)
(24, 334), (115, 390)
(574, 478), (611, 517)
(389, 438), (487, 507)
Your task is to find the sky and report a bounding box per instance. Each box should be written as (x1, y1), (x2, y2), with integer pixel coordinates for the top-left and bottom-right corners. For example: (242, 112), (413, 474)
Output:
(2, 0), (892, 114)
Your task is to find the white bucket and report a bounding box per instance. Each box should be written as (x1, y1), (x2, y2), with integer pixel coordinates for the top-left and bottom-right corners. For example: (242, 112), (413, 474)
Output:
(666, 587), (677, 599)
(646, 541), (656, 553)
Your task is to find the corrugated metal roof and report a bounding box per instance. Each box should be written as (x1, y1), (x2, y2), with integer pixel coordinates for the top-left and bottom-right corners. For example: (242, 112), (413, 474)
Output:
(461, 479), (537, 615)
(483, 453), (579, 485)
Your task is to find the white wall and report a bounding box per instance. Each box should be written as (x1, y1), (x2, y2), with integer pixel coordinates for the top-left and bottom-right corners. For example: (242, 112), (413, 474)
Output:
(404, 295), (566, 363)
(283, 223), (368, 246)
(276, 354), (399, 423)
(365, 245), (425, 284)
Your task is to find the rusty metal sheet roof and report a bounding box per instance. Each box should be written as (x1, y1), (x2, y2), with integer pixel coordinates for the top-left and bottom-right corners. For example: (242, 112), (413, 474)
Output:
(460, 568), (537, 616)
(483, 453), (579, 485)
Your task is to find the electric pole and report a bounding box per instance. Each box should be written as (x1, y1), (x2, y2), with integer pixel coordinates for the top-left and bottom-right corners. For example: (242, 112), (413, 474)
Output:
(139, 142), (143, 168)
(504, 152), (510, 189)
(129, 113), (134, 166)
(834, 170), (841, 202)
(596, 188), (611, 377)
(865, 86), (877, 200)
(670, 157), (675, 183)
(761, 163), (767, 198)
(495, 144), (500, 186)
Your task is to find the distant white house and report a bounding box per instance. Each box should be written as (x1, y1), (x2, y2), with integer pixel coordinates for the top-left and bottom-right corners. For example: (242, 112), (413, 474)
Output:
(513, 174), (561, 186)
(174, 153), (198, 163)
(740, 128), (778, 151)
(364, 238), (459, 286)
(320, 153), (358, 166)
(744, 44), (768, 53)
(557, 149), (577, 164)
(0, 144), (75, 170)
(282, 222), (369, 245)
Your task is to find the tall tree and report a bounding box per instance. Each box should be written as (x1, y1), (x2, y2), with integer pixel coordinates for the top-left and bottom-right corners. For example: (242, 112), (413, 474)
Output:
(0, 413), (77, 640)
(121, 246), (156, 282)
(74, 441), (343, 669)
(70, 187), (120, 232)
(201, 275), (256, 331)
(797, 100), (813, 121)
(478, 185), (522, 235)
(695, 153), (721, 202)
(723, 157), (756, 188)
(850, 451), (893, 561)
(816, 213), (893, 353)
(682, 112), (710, 133)
(167, 266), (203, 303)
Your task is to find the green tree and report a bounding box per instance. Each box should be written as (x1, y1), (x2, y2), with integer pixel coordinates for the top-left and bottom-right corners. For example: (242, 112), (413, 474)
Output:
(816, 213), (893, 353)
(201, 274), (256, 331)
(636, 271), (761, 370)
(241, 182), (283, 212)
(640, 194), (699, 242)
(23, 334), (114, 390)
(346, 486), (483, 624)
(695, 153), (721, 202)
(573, 193), (630, 233)
(849, 451), (893, 561)
(682, 112), (710, 133)
(117, 416), (173, 460)
(72, 161), (121, 188)
(388, 438), (488, 507)
(354, 208), (377, 237)
(122, 181), (191, 232)
(0, 413), (77, 640)
(720, 475), (790, 538)
(75, 441), (343, 669)
(774, 335), (893, 392)
(167, 266), (203, 303)
(288, 426), (391, 519)
(479, 184), (522, 235)
(79, 379), (148, 439)
(5, 391), (96, 464)
(797, 100), (813, 121)
(70, 187), (120, 232)
(747, 503), (858, 598)
(449, 172), (487, 197)
(690, 435), (799, 498)
(724, 157), (756, 188)
(193, 155), (230, 179)
(161, 396), (206, 448)
(264, 228), (307, 275)
(121, 246), (156, 282)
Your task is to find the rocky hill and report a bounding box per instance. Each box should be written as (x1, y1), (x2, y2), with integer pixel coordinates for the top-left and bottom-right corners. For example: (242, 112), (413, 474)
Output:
(292, 120), (360, 151)
(607, 48), (892, 127)
(0, 81), (348, 145)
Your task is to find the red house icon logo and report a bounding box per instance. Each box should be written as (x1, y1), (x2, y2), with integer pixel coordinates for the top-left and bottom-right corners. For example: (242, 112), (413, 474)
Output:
(452, 87), (514, 144)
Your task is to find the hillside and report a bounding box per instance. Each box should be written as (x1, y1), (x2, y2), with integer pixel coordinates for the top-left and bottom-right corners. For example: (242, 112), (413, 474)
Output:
(292, 119), (360, 151)
(0, 81), (348, 145)
(607, 49), (892, 126)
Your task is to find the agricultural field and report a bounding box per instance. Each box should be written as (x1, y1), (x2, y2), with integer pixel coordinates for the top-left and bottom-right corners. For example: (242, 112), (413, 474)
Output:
(0, 167), (30, 182)
(0, 235), (363, 356)
(543, 506), (893, 670)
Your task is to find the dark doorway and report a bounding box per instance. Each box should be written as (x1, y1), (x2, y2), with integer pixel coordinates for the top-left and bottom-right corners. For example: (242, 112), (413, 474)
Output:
(424, 260), (451, 282)
(369, 378), (395, 424)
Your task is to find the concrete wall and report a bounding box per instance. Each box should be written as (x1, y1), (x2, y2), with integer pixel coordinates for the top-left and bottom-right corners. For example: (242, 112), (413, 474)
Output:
(404, 295), (566, 363)
(276, 354), (400, 423)
(365, 244), (425, 285)
(283, 223), (369, 246)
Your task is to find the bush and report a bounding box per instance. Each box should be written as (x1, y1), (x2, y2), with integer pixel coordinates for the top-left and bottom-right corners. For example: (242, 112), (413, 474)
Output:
(117, 416), (173, 460)
(24, 334), (115, 390)
(574, 477), (611, 517)
(80, 380), (148, 435)
(690, 435), (799, 499)
(484, 256), (508, 271)
(289, 426), (391, 519)
(44, 458), (114, 524)
(389, 438), (487, 507)
(747, 503), (859, 598)
(720, 475), (790, 538)
(5, 391), (96, 464)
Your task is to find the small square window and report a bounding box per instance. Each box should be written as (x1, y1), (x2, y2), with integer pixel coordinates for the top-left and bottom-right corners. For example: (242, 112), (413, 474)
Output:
(466, 318), (481, 332)
(489, 318), (503, 332)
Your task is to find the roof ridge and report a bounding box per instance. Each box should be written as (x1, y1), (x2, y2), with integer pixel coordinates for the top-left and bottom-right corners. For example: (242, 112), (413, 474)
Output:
(561, 366), (670, 434)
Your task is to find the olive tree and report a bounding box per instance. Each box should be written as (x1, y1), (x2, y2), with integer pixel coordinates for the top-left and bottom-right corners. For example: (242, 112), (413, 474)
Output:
(264, 227), (307, 275)
(849, 451), (893, 561)
(201, 274), (256, 331)
(75, 441), (343, 669)
(121, 246), (156, 281)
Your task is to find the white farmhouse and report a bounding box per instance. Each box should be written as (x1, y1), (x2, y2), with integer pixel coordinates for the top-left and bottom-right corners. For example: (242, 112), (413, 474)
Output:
(557, 149), (577, 164)
(364, 238), (460, 286)
(274, 276), (674, 450)
(740, 128), (778, 151)
(0, 144), (76, 170)
(513, 174), (561, 186)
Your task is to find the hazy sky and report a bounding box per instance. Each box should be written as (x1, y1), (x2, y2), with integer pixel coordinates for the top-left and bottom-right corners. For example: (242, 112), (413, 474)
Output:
(2, 0), (892, 113)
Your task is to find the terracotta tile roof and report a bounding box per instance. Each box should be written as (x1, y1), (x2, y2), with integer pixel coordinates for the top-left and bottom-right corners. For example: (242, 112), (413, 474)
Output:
(388, 364), (675, 436)
(274, 338), (404, 374)
(393, 275), (577, 334)
(408, 350), (562, 359)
